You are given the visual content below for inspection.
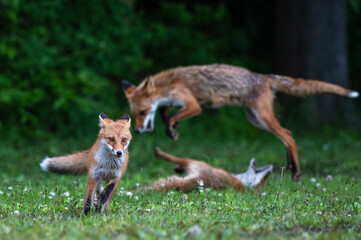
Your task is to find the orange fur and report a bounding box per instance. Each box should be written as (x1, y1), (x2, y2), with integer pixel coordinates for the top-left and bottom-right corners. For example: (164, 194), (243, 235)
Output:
(122, 64), (358, 181)
(40, 113), (132, 214)
(148, 148), (273, 192)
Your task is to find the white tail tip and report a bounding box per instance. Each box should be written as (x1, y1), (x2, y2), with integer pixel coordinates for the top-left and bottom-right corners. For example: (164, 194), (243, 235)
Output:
(40, 157), (49, 171)
(349, 91), (359, 98)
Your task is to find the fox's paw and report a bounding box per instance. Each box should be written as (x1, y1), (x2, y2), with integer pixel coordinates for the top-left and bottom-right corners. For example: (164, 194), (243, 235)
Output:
(292, 171), (301, 181)
(93, 198), (103, 213)
(166, 128), (179, 140)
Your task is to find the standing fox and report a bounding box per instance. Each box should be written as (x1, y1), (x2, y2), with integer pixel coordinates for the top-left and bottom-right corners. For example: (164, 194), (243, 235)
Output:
(40, 113), (132, 215)
(149, 147), (273, 192)
(121, 64), (359, 181)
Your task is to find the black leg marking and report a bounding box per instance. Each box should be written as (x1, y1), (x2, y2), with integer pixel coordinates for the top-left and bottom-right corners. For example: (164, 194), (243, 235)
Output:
(95, 183), (115, 212)
(286, 148), (301, 180)
(174, 165), (186, 174)
(286, 148), (294, 171)
(159, 106), (169, 124)
(84, 191), (93, 215)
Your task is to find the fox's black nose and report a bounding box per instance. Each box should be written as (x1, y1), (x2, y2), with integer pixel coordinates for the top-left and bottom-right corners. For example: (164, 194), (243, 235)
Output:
(116, 151), (122, 157)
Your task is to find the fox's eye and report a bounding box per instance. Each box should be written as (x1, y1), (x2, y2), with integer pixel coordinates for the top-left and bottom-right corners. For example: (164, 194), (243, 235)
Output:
(139, 110), (146, 116)
(122, 138), (127, 143)
(109, 137), (115, 142)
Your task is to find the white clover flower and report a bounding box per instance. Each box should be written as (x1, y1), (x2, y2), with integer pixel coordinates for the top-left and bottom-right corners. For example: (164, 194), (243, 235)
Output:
(218, 193), (222, 197)
(48, 196), (53, 199)
(316, 183), (321, 187)
(23, 188), (28, 192)
(118, 191), (124, 196)
(49, 192), (56, 196)
(126, 192), (133, 197)
(325, 175), (333, 182)
(134, 196), (139, 201)
(62, 192), (70, 197)
(161, 202), (165, 206)
(182, 194), (188, 201)
(120, 187), (124, 191)
(8, 187), (13, 190)
(316, 211), (322, 215)
(188, 225), (202, 237)
(310, 178), (316, 183)
(322, 188), (326, 192)
(135, 183), (140, 187)
(197, 180), (204, 187)
(262, 192), (267, 196)
(0, 190), (3, 195)
(67, 197), (73, 201)
(6, 193), (10, 196)
(145, 209), (151, 213)
(13, 210), (19, 215)
(199, 189), (204, 193)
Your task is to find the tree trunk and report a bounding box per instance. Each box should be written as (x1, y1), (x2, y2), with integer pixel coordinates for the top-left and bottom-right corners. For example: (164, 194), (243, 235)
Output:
(276, 0), (359, 127)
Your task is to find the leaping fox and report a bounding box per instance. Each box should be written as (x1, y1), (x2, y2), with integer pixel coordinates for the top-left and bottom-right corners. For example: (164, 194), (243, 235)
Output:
(148, 147), (273, 192)
(121, 64), (359, 180)
(40, 113), (132, 215)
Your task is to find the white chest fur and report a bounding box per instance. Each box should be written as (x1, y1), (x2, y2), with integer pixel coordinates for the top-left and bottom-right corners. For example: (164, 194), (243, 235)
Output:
(91, 139), (125, 181)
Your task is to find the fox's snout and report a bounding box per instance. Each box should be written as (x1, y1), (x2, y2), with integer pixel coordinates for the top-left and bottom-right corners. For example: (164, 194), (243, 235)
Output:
(116, 151), (123, 157)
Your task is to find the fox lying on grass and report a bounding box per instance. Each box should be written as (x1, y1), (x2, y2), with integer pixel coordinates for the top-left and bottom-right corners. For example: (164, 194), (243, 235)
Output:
(121, 64), (359, 180)
(40, 113), (132, 215)
(148, 147), (273, 192)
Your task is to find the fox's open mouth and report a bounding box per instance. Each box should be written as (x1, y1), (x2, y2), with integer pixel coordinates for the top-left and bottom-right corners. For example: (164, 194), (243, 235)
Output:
(146, 120), (152, 131)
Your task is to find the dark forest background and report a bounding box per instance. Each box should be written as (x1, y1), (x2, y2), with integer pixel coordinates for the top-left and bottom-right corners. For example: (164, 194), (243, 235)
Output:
(0, 0), (360, 140)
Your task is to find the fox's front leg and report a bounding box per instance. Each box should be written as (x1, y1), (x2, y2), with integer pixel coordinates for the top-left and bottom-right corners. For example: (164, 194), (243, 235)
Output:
(159, 106), (179, 129)
(94, 178), (120, 213)
(84, 177), (97, 215)
(165, 92), (202, 140)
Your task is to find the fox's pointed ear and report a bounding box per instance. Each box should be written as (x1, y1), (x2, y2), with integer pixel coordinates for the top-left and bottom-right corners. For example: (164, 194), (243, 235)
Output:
(120, 114), (131, 128)
(142, 77), (155, 95)
(121, 80), (136, 98)
(99, 112), (110, 128)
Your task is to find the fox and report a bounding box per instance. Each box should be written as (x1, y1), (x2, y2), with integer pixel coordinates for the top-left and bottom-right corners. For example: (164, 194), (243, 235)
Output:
(40, 112), (132, 215)
(148, 147), (273, 192)
(121, 64), (359, 181)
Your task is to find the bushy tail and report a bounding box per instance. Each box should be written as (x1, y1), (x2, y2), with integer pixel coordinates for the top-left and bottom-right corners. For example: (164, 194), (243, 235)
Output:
(40, 150), (89, 174)
(268, 74), (359, 98)
(148, 176), (198, 192)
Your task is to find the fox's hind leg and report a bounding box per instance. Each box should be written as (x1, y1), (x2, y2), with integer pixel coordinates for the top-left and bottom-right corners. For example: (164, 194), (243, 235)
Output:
(245, 90), (301, 181)
(155, 147), (191, 169)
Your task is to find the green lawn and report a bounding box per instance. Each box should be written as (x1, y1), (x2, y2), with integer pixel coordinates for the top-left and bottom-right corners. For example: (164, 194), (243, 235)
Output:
(1, 112), (361, 239)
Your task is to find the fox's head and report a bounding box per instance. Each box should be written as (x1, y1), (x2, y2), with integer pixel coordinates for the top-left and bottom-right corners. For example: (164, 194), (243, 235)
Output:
(233, 158), (273, 189)
(98, 112), (132, 157)
(121, 79), (158, 133)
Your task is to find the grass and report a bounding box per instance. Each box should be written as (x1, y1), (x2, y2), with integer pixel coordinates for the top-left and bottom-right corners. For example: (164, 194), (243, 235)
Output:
(1, 109), (361, 239)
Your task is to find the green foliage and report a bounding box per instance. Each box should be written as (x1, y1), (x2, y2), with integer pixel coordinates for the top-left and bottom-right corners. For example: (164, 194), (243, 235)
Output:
(0, 0), (277, 139)
(0, 0), (151, 137)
